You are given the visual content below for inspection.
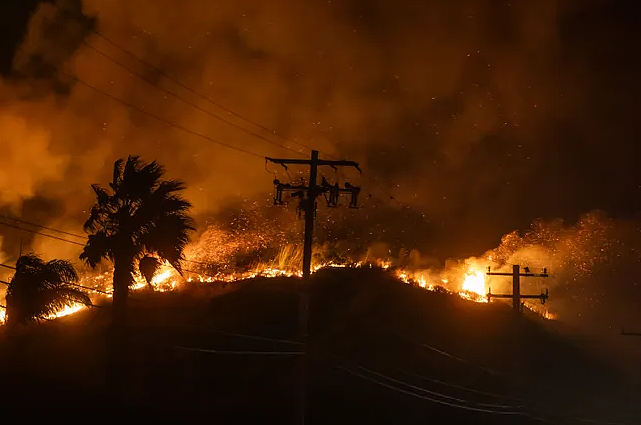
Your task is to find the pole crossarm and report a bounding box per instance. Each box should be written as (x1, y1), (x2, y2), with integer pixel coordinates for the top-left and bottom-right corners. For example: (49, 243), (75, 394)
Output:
(486, 265), (550, 313)
(487, 289), (549, 304)
(266, 156), (361, 172)
(487, 272), (549, 278)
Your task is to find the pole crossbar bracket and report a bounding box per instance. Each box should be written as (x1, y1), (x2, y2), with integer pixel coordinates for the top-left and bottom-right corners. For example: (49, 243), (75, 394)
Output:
(486, 265), (550, 314)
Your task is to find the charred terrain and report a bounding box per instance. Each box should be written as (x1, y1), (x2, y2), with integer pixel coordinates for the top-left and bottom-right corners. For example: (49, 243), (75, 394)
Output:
(0, 267), (636, 424)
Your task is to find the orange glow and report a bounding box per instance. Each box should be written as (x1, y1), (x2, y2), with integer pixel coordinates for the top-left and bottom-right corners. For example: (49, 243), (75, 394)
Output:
(1, 233), (556, 324)
(46, 303), (86, 319)
(458, 269), (489, 302)
(461, 270), (486, 295)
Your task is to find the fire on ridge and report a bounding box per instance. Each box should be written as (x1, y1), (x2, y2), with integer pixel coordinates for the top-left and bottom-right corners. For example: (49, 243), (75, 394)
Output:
(9, 254), (551, 324)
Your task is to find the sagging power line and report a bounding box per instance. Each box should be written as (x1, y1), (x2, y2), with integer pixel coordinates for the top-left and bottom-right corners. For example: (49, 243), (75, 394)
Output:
(0, 263), (112, 295)
(0, 218), (225, 285)
(0, 214), (86, 240)
(51, 2), (329, 158)
(15, 47), (268, 160)
(81, 39), (306, 157)
(334, 363), (523, 416)
(0, 220), (85, 246)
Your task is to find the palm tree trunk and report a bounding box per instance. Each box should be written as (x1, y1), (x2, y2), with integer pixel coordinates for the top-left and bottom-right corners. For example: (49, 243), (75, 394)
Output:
(112, 257), (131, 327)
(108, 256), (132, 406)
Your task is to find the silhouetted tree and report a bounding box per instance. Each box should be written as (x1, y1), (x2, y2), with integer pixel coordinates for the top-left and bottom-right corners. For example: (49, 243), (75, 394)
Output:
(139, 255), (161, 291)
(80, 156), (195, 324)
(5, 254), (90, 326)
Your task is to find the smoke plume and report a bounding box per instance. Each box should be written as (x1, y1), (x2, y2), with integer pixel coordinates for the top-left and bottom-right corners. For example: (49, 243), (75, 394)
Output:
(1, 0), (640, 328)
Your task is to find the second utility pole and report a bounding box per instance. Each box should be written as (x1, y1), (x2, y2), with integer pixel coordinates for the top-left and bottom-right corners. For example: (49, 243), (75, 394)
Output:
(266, 149), (361, 425)
(486, 265), (549, 316)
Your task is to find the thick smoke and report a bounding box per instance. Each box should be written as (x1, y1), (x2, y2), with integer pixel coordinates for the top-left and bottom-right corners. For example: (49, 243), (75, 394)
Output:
(1, 0), (641, 327)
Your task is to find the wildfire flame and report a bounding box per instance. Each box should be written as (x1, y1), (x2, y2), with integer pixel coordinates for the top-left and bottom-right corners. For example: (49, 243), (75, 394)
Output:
(1, 259), (554, 324)
(1, 224), (560, 323)
(46, 303), (86, 319)
(462, 271), (486, 295)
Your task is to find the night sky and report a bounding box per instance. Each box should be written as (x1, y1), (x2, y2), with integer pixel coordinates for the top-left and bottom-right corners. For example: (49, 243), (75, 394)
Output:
(0, 0), (640, 267)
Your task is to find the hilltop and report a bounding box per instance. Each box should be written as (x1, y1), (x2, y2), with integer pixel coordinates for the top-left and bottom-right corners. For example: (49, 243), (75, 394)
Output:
(0, 267), (637, 423)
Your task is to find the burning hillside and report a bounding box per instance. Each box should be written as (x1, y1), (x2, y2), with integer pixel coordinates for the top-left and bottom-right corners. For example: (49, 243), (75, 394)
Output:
(1, 210), (631, 325)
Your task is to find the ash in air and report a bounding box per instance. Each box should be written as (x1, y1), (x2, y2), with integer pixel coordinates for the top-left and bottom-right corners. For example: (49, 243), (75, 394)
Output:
(1, 0), (641, 330)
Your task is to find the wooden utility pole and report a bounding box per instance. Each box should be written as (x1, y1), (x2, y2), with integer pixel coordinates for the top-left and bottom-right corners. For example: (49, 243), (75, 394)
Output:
(486, 265), (549, 316)
(265, 150), (360, 425)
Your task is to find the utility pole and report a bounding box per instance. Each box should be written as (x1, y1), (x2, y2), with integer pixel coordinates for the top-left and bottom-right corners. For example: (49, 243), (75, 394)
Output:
(265, 150), (361, 425)
(486, 265), (549, 316)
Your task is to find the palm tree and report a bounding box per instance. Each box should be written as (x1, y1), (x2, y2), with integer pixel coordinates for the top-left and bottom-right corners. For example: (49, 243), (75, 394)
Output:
(80, 156), (195, 324)
(139, 255), (161, 291)
(5, 254), (90, 326)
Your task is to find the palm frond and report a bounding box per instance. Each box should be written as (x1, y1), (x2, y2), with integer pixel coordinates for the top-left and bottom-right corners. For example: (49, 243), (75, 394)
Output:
(80, 232), (113, 268)
(42, 286), (91, 309)
(138, 213), (195, 273)
(119, 156), (148, 199)
(44, 259), (79, 284)
(154, 179), (186, 195)
(139, 256), (161, 284)
(84, 205), (102, 232)
(5, 254), (88, 324)
(130, 191), (193, 233)
(110, 157), (124, 191)
(33, 287), (91, 320)
(139, 160), (164, 187)
(92, 184), (112, 205)
(15, 253), (46, 272)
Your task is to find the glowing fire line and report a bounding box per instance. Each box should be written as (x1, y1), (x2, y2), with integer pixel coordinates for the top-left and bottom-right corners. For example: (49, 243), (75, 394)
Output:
(0, 259), (552, 325)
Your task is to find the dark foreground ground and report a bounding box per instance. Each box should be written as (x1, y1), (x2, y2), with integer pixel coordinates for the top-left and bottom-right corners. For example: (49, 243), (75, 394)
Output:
(0, 268), (638, 423)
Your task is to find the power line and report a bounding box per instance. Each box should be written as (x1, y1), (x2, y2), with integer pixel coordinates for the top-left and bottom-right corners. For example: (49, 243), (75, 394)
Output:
(170, 345), (303, 356)
(356, 364), (520, 411)
(0, 214), (86, 240)
(0, 219), (223, 283)
(393, 334), (635, 425)
(399, 369), (522, 401)
(206, 329), (303, 346)
(0, 220), (85, 246)
(390, 332), (506, 376)
(67, 283), (112, 295)
(334, 364), (523, 415)
(52, 2), (325, 157)
(0, 218), (220, 280)
(15, 48), (267, 160)
(81, 39), (306, 157)
(0, 264), (112, 295)
(357, 365), (472, 404)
